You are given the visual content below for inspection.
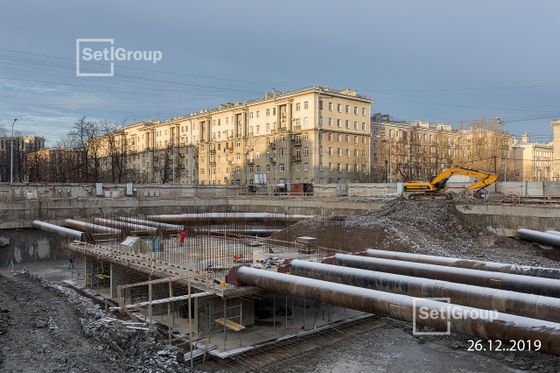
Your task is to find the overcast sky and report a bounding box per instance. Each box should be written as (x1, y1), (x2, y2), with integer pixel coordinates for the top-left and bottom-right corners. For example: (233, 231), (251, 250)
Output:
(1, 0), (559, 145)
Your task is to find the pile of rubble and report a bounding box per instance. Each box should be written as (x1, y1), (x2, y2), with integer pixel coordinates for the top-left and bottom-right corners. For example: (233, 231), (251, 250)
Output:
(272, 199), (559, 267)
(0, 271), (197, 373)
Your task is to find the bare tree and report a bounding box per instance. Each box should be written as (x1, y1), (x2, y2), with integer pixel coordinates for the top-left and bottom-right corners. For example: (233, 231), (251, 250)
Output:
(67, 117), (101, 182)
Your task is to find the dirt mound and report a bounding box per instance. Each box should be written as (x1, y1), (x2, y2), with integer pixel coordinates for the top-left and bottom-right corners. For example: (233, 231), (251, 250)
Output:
(271, 199), (559, 267)
(0, 272), (194, 373)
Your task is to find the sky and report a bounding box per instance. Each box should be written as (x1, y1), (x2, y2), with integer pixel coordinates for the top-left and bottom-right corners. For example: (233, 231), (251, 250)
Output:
(0, 0), (559, 145)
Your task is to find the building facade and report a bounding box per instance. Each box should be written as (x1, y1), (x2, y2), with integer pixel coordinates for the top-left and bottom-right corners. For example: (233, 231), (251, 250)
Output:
(95, 87), (372, 185)
(511, 134), (554, 181)
(0, 135), (45, 182)
(371, 114), (513, 182)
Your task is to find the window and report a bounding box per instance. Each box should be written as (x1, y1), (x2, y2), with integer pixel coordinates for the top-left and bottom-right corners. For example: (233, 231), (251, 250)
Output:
(319, 163), (324, 171)
(328, 133), (333, 141)
(319, 117), (323, 127)
(295, 103), (301, 111)
(328, 118), (333, 127)
(354, 121), (358, 130)
(295, 164), (301, 172)
(337, 163), (341, 172)
(346, 120), (350, 129)
(337, 148), (342, 156)
(329, 163), (333, 171)
(362, 107), (366, 116)
(304, 147), (309, 156)
(256, 111), (260, 118)
(345, 105), (350, 113)
(319, 100), (323, 110)
(303, 133), (308, 140)
(304, 101), (309, 109)
(337, 119), (341, 128)
(354, 135), (358, 143)
(304, 163), (309, 172)
(266, 109), (270, 116)
(280, 164), (285, 172)
(337, 103), (342, 112)
(273, 108), (276, 115)
(337, 134), (342, 142)
(362, 122), (366, 131)
(346, 135), (350, 143)
(346, 149), (350, 157)
(280, 148), (285, 156)
(328, 102), (333, 111)
(354, 106), (358, 115)
(328, 147), (333, 156)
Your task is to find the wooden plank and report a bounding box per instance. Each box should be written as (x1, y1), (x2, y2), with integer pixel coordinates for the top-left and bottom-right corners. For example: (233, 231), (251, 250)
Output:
(214, 317), (245, 331)
(110, 291), (213, 311)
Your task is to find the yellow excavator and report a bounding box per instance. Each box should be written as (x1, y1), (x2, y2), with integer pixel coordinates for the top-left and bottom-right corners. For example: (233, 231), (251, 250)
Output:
(404, 166), (497, 199)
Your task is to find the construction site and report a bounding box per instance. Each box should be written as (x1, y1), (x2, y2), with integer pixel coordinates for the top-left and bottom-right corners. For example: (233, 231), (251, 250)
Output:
(2, 182), (560, 372)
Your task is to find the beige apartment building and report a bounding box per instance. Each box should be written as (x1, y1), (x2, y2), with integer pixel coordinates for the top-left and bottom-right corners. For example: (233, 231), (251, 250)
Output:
(511, 134), (554, 181)
(371, 115), (513, 182)
(95, 86), (372, 185)
(553, 120), (560, 181)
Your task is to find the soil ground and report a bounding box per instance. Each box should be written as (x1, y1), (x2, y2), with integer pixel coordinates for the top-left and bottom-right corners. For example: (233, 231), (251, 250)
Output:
(0, 270), (193, 373)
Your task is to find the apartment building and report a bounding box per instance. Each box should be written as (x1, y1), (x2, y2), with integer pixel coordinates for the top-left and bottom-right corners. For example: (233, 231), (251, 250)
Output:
(0, 135), (45, 182)
(371, 114), (460, 182)
(553, 120), (560, 181)
(95, 86), (372, 185)
(511, 134), (554, 181)
(371, 114), (513, 182)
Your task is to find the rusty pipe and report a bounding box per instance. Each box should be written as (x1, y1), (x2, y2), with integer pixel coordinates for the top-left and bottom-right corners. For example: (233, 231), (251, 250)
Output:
(64, 219), (121, 235)
(117, 217), (183, 232)
(146, 212), (313, 224)
(93, 218), (157, 234)
(230, 266), (560, 355)
(288, 259), (560, 323)
(363, 249), (560, 280)
(334, 254), (560, 298)
(32, 220), (93, 243)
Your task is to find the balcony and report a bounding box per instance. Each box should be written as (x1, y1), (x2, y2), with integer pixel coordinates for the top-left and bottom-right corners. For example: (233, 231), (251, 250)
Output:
(269, 142), (276, 149)
(292, 138), (302, 146)
(247, 159), (254, 165)
(291, 155), (302, 162)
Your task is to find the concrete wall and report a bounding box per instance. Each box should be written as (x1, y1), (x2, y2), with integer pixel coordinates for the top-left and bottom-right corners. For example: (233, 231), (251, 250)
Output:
(0, 196), (384, 230)
(456, 204), (560, 236)
(0, 229), (71, 266)
(3, 181), (560, 201)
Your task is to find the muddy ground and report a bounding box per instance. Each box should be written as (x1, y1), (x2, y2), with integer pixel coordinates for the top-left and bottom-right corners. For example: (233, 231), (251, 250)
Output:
(0, 272), (194, 373)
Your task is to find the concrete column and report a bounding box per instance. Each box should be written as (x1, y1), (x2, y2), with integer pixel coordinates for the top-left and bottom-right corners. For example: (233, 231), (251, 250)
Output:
(84, 255), (90, 287)
(287, 102), (293, 131)
(110, 263), (126, 299)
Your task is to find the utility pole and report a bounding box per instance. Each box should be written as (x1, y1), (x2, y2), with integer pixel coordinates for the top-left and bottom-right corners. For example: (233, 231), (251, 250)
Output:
(10, 118), (17, 183)
(388, 129), (393, 183)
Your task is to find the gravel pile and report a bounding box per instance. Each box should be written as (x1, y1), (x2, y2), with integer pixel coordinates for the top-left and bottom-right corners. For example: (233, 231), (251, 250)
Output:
(272, 199), (560, 267)
(0, 271), (197, 373)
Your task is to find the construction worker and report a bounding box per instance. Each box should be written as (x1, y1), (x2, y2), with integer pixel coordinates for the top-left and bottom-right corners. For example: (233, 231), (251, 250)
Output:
(68, 255), (75, 270)
(179, 229), (187, 246)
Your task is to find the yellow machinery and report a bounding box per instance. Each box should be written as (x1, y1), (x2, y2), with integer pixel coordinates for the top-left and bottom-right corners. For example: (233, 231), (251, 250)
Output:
(404, 166), (497, 197)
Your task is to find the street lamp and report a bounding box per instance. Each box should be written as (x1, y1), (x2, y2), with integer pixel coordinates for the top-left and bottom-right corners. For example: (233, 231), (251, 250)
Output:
(10, 118), (17, 183)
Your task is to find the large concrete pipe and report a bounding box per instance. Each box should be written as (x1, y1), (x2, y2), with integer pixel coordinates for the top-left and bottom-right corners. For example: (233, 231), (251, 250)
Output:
(362, 249), (560, 280)
(545, 230), (560, 237)
(146, 212), (313, 224)
(94, 218), (158, 235)
(33, 220), (94, 243)
(227, 266), (560, 355)
(333, 254), (560, 298)
(518, 228), (560, 248)
(287, 259), (560, 323)
(64, 219), (122, 235)
(118, 217), (183, 232)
